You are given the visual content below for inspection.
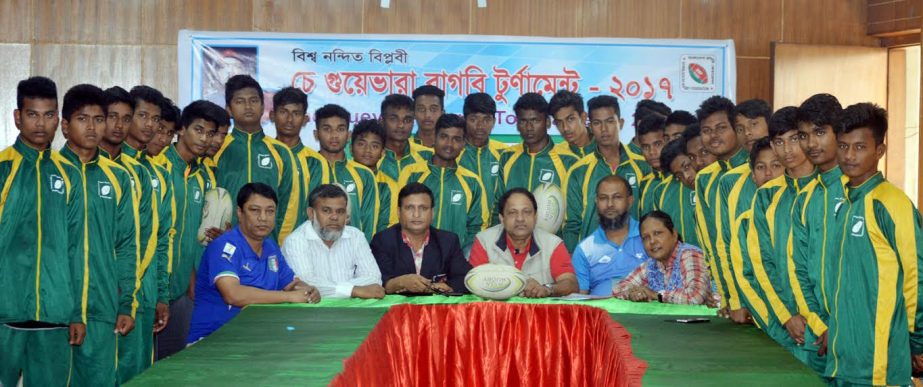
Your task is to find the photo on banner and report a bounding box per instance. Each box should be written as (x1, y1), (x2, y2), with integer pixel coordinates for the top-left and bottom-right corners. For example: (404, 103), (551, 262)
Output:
(178, 31), (736, 146)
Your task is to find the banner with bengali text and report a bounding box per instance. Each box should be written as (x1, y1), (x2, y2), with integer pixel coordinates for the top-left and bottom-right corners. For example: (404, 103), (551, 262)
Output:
(178, 30), (735, 145)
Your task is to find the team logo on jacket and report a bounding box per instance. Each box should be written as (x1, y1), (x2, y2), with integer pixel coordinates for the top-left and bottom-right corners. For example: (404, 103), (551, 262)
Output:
(49, 175), (65, 194)
(690, 191), (697, 206)
(539, 169), (554, 183)
(490, 162), (499, 175)
(450, 190), (464, 205)
(98, 181), (113, 199)
(222, 242), (236, 261)
(193, 188), (202, 204)
(598, 255), (612, 264)
(268, 255), (279, 272)
(850, 216), (865, 237)
(151, 178), (160, 191)
(625, 173), (637, 188)
(258, 154), (273, 169)
(344, 181), (357, 194)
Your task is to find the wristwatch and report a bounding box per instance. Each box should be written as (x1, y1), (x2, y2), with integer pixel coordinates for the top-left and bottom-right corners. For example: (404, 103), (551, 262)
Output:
(542, 283), (555, 296)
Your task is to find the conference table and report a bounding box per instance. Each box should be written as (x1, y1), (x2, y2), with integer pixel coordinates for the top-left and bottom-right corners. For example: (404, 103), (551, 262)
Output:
(127, 295), (823, 386)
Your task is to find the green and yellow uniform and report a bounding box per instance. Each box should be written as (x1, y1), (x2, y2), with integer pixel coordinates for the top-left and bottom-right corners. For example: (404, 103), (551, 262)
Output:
(652, 175), (699, 247)
(61, 146), (139, 386)
(716, 165), (758, 313)
(213, 129), (300, 242)
(562, 144), (651, 252)
(500, 141), (577, 191)
(626, 141), (651, 175)
(161, 145), (215, 300)
(375, 171), (397, 232)
(553, 139), (596, 160)
(458, 140), (508, 224)
(378, 140), (432, 182)
(395, 161), (488, 249)
(290, 143), (329, 227)
(0, 140), (84, 387)
(693, 148), (748, 308)
(747, 172), (821, 370)
(790, 166), (845, 368)
(824, 173), (923, 385)
(639, 170), (665, 215)
(116, 143), (172, 379)
(316, 158), (380, 242)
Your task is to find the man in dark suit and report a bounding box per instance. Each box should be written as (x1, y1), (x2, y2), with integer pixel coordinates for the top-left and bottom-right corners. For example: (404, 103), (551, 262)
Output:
(371, 183), (472, 294)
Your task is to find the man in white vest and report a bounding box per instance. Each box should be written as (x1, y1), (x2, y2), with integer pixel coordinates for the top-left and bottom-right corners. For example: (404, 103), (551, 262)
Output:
(468, 188), (578, 298)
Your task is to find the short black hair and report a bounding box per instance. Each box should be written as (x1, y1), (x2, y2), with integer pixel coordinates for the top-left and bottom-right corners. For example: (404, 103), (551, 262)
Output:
(180, 100), (225, 130)
(309, 184), (348, 208)
(695, 95), (735, 123)
(435, 113), (466, 136)
(587, 95), (621, 118)
(314, 104), (350, 128)
(768, 106), (799, 139)
(62, 84), (106, 122)
(104, 86), (133, 110)
(215, 107), (231, 127)
(639, 210), (676, 235)
(160, 98), (180, 125)
(463, 92), (496, 116)
(681, 122), (702, 142)
(272, 87), (308, 114)
(634, 99), (671, 126)
(351, 119), (386, 144)
(224, 74), (264, 107)
(659, 139), (687, 172)
(380, 93), (414, 116)
(595, 174), (632, 196)
(636, 114), (666, 136)
(548, 89), (584, 116)
(733, 99), (771, 122)
(665, 110), (696, 127)
(412, 85), (445, 109)
(797, 93), (842, 128)
(836, 102), (888, 145)
(749, 137), (774, 169)
(497, 187), (537, 215)
(397, 182), (434, 208)
(129, 85), (165, 110)
(17, 76), (57, 110)
(512, 92), (548, 117)
(237, 182), (278, 208)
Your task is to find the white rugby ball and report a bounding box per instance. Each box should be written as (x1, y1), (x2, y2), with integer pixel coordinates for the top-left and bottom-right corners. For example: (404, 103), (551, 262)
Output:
(533, 182), (564, 234)
(465, 263), (529, 300)
(197, 187), (233, 245)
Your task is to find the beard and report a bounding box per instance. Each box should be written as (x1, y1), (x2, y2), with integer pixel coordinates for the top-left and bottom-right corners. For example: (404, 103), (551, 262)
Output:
(312, 216), (343, 242)
(598, 210), (629, 231)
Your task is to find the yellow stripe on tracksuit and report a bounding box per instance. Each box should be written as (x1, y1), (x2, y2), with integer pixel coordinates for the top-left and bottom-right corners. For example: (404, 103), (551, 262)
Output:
(694, 163), (723, 304)
(264, 137), (300, 243)
(790, 181), (828, 336)
(731, 210), (771, 325)
(746, 186), (793, 324)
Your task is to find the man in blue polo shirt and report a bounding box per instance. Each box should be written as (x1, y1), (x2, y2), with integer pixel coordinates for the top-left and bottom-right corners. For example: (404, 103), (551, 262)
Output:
(188, 183), (319, 344)
(571, 175), (647, 296)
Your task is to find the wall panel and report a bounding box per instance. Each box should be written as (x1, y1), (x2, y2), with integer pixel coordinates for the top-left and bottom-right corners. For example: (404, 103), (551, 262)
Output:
(34, 0), (142, 44)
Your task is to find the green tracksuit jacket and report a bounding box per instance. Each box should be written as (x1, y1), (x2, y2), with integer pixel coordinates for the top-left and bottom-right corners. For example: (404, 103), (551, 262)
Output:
(458, 140), (508, 224)
(693, 148), (748, 308)
(653, 175), (699, 248)
(499, 141), (578, 192)
(562, 144), (651, 252)
(120, 144), (172, 310)
(213, 129), (300, 243)
(746, 173), (816, 347)
(61, 147), (138, 323)
(553, 139), (596, 160)
(824, 173), (923, 385)
(162, 145), (214, 300)
(639, 170), (665, 215)
(716, 164), (758, 312)
(395, 161), (488, 249)
(0, 139), (84, 324)
(791, 167), (846, 349)
(378, 140), (432, 182)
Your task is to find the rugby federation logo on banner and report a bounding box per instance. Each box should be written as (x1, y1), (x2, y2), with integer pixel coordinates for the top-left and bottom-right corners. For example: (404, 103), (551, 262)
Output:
(681, 55), (716, 92)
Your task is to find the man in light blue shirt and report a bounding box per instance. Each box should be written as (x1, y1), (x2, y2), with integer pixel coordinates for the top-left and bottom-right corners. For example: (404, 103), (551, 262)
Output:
(572, 176), (647, 296)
